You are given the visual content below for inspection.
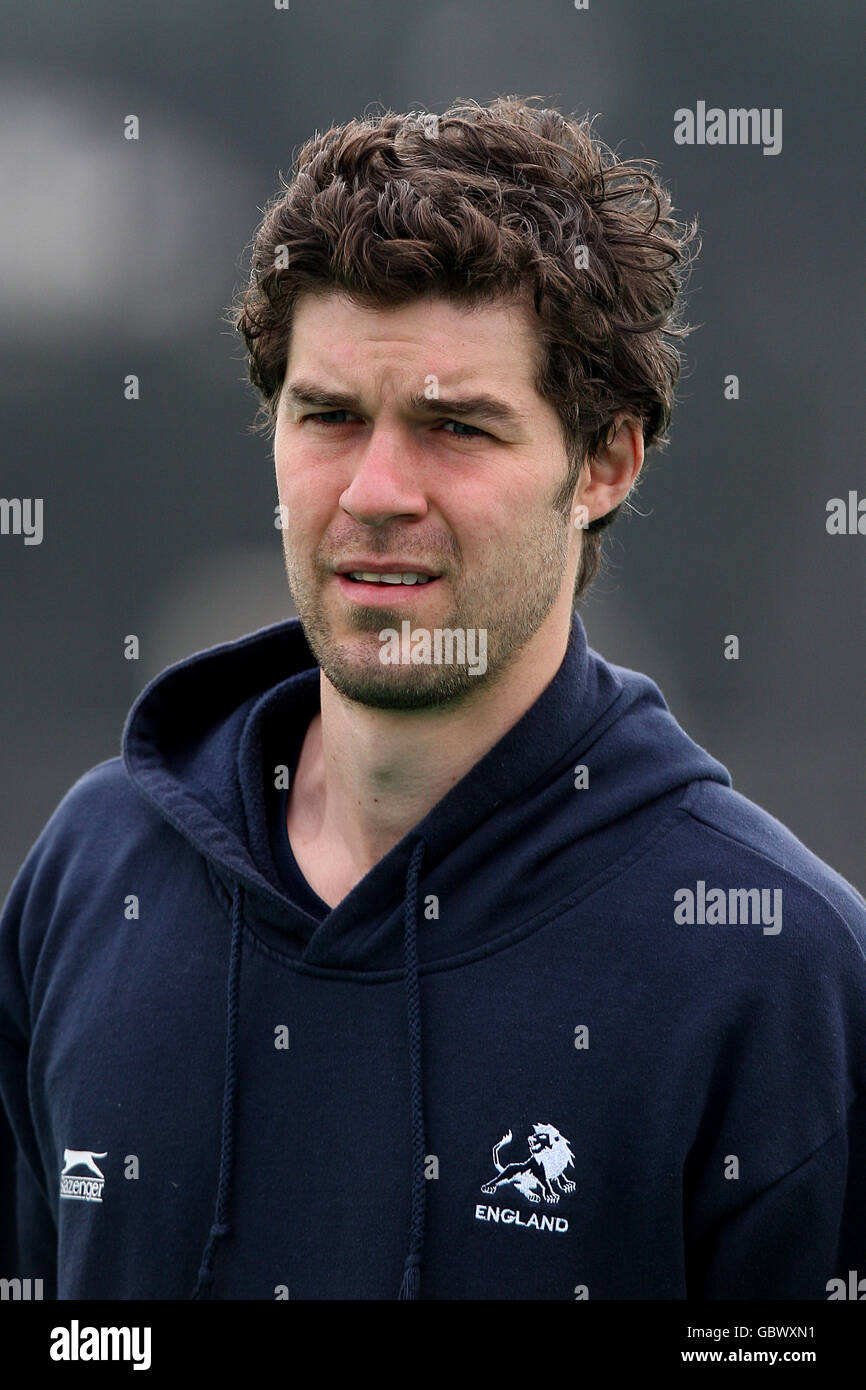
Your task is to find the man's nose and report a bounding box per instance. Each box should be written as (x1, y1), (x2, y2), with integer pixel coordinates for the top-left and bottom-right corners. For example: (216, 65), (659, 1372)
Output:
(339, 427), (428, 527)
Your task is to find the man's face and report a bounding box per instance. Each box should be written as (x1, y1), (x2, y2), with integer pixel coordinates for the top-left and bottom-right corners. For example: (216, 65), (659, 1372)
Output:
(273, 288), (581, 709)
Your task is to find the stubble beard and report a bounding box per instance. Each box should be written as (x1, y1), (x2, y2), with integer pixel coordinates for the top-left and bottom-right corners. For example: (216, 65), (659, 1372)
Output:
(282, 505), (572, 711)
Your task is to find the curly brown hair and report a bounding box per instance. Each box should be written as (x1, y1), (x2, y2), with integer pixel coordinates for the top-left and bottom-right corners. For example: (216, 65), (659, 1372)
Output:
(228, 95), (700, 605)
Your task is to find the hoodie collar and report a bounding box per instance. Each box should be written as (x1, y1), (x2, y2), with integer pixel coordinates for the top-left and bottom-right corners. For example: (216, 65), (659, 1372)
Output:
(123, 611), (730, 974)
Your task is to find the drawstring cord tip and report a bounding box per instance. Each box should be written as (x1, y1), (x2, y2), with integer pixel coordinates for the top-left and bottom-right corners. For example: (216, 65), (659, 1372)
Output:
(398, 1259), (421, 1300)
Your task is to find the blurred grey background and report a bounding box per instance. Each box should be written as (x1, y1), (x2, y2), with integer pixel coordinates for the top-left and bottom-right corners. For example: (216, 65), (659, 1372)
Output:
(0, 0), (863, 897)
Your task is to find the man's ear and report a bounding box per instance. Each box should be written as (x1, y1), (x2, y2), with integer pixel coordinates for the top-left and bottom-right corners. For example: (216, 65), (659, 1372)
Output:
(571, 411), (644, 529)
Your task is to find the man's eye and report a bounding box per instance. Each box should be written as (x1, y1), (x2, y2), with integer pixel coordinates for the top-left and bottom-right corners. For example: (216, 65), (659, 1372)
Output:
(441, 420), (488, 438)
(302, 411), (354, 425)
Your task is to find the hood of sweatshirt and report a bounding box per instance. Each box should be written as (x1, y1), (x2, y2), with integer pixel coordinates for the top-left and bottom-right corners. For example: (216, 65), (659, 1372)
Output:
(121, 611), (731, 1298)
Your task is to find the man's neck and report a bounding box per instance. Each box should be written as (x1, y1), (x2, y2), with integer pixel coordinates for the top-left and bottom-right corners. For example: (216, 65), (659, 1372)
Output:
(286, 613), (572, 901)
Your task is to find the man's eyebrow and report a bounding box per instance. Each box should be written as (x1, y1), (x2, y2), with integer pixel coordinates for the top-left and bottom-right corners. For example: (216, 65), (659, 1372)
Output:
(282, 379), (529, 429)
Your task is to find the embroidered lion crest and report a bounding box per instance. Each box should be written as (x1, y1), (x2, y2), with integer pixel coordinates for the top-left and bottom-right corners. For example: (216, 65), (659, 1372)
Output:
(481, 1124), (576, 1204)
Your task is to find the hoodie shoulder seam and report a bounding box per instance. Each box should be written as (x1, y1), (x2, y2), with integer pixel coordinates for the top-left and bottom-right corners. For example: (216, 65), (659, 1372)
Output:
(681, 789), (866, 955)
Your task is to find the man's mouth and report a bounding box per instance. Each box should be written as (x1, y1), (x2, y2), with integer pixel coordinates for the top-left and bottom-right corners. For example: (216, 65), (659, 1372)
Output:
(334, 566), (443, 603)
(344, 571), (435, 586)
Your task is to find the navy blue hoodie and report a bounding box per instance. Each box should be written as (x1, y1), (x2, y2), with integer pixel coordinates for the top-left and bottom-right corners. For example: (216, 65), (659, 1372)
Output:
(1, 612), (864, 1300)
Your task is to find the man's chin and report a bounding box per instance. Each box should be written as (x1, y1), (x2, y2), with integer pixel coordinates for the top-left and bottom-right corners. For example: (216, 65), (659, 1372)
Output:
(321, 654), (484, 711)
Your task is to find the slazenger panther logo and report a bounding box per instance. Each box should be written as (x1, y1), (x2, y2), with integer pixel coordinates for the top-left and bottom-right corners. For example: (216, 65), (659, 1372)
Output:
(59, 1149), (107, 1203)
(475, 1124), (576, 1234)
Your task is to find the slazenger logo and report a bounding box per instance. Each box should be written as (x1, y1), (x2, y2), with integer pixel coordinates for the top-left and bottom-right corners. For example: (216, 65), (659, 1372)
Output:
(59, 1149), (107, 1203)
(475, 1123), (575, 1233)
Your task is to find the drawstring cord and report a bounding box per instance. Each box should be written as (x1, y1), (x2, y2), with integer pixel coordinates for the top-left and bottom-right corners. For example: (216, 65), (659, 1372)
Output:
(191, 881), (244, 1298)
(191, 839), (428, 1300)
(398, 838), (427, 1299)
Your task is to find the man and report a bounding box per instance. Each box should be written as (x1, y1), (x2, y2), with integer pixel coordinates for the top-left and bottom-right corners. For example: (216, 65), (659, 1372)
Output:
(1, 97), (863, 1301)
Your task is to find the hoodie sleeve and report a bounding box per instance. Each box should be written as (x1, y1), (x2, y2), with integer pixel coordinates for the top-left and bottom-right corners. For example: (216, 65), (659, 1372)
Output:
(0, 1040), (57, 1296)
(691, 1091), (866, 1299)
(0, 810), (63, 1298)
